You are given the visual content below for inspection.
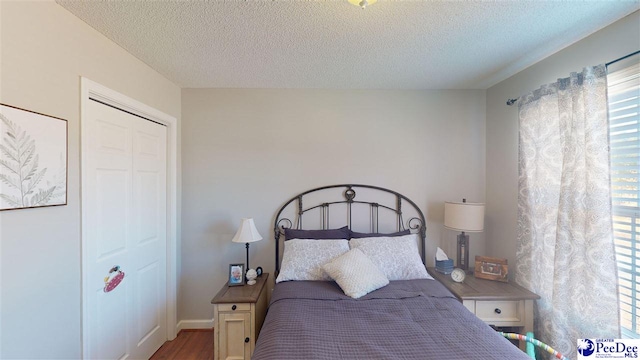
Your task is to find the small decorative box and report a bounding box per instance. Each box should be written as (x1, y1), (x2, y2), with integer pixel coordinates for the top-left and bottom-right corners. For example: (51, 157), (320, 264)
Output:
(435, 259), (454, 274)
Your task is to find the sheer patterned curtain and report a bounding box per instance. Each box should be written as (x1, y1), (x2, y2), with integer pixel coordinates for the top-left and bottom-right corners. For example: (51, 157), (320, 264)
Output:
(516, 64), (619, 359)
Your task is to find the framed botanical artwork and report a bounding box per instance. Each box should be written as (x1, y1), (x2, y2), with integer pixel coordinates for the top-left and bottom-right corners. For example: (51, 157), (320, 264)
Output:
(228, 263), (245, 286)
(474, 256), (508, 282)
(0, 104), (67, 211)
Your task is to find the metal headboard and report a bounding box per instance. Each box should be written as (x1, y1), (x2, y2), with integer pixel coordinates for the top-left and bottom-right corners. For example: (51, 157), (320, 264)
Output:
(274, 184), (427, 274)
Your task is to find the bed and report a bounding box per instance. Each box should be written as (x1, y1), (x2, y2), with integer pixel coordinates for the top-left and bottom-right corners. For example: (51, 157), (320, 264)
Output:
(252, 184), (531, 360)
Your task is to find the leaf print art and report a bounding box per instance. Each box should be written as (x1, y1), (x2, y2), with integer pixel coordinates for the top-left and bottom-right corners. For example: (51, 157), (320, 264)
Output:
(0, 104), (67, 210)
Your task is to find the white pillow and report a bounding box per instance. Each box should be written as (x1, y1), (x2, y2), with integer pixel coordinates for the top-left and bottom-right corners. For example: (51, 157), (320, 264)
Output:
(349, 234), (432, 281)
(323, 248), (389, 299)
(276, 239), (350, 283)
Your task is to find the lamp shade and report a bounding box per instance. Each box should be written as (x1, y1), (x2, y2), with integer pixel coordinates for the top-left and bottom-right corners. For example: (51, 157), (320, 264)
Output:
(444, 201), (485, 232)
(231, 218), (263, 243)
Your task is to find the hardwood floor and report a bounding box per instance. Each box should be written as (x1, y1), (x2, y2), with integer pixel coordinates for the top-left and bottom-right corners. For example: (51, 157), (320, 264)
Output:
(150, 329), (214, 360)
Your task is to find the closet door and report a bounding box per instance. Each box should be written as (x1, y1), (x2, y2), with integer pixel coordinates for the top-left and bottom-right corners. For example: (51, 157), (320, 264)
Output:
(85, 99), (167, 360)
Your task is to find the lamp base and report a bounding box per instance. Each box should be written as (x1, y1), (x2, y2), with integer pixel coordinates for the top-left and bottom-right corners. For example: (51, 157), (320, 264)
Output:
(457, 232), (470, 273)
(245, 242), (250, 282)
(245, 243), (250, 271)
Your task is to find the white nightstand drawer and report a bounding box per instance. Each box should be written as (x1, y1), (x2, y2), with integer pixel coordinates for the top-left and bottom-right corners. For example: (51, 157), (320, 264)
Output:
(218, 303), (251, 312)
(475, 300), (523, 324)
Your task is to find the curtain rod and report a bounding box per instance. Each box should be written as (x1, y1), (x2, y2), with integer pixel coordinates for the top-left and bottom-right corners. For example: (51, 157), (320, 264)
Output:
(506, 50), (640, 106)
(606, 50), (640, 66)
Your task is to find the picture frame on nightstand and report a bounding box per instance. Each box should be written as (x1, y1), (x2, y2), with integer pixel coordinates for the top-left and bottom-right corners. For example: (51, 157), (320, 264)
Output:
(228, 263), (245, 286)
(474, 256), (508, 282)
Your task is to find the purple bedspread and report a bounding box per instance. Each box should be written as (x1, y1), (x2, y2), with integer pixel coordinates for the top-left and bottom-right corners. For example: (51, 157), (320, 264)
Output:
(252, 279), (532, 360)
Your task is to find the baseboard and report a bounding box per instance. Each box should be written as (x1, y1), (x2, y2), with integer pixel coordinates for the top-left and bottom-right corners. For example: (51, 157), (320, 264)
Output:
(176, 318), (214, 332)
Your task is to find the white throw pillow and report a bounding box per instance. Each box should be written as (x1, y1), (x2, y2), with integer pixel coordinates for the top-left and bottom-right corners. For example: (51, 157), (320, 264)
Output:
(276, 239), (350, 283)
(349, 234), (432, 281)
(323, 248), (389, 299)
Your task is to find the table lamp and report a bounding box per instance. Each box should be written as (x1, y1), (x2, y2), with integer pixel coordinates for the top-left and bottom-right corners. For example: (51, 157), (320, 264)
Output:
(444, 199), (485, 272)
(231, 218), (263, 273)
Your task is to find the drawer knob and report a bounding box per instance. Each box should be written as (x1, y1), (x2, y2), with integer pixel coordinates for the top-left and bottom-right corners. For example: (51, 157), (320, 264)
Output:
(232, 305), (237, 311)
(245, 337), (250, 343)
(494, 308), (502, 314)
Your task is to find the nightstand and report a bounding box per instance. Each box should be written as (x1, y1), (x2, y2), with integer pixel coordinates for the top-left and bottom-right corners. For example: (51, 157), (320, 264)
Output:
(211, 273), (269, 360)
(428, 268), (539, 349)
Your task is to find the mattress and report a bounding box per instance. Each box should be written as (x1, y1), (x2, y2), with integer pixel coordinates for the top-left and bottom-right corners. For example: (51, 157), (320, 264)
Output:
(252, 279), (531, 360)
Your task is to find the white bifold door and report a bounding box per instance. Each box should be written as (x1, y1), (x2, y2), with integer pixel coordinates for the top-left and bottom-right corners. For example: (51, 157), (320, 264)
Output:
(84, 99), (168, 360)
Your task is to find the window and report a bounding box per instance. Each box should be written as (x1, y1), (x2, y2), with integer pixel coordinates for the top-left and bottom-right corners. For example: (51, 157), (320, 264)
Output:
(609, 55), (640, 338)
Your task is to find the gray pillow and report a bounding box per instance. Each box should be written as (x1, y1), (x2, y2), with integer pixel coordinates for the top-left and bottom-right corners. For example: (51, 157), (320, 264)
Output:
(349, 229), (411, 239)
(284, 226), (350, 240)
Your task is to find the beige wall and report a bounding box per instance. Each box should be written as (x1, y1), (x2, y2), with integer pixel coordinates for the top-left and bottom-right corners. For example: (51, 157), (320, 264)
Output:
(4, 1), (634, 356)
(485, 11), (640, 271)
(0, 1), (181, 358)
(180, 88), (486, 321)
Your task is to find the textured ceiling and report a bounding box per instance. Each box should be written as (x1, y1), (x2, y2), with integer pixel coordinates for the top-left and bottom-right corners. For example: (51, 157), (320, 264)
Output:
(56, 0), (639, 89)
